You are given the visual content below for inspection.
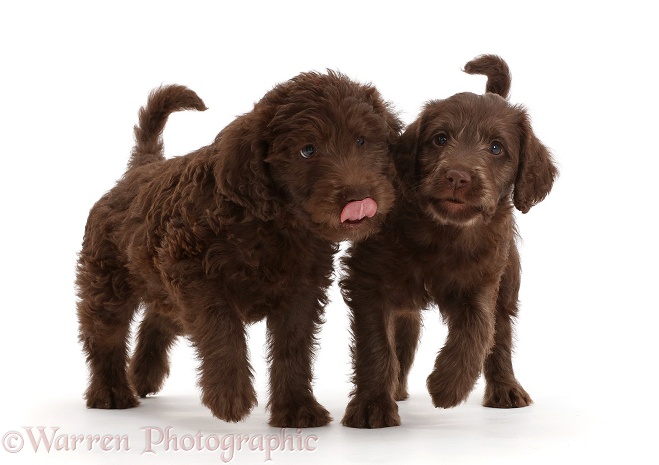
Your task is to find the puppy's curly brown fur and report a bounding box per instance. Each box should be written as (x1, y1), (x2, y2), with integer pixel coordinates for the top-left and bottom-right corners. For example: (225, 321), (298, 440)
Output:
(341, 55), (557, 428)
(76, 72), (402, 427)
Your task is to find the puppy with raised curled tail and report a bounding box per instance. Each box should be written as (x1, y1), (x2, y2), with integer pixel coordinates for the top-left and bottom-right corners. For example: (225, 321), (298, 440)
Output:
(76, 73), (401, 427)
(341, 55), (557, 428)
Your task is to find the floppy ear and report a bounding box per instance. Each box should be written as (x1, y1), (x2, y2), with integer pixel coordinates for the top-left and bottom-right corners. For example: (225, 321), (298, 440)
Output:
(364, 87), (403, 148)
(213, 115), (280, 221)
(513, 113), (558, 213)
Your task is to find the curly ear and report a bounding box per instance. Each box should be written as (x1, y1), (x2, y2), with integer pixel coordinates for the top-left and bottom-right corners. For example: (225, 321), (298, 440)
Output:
(213, 115), (280, 221)
(513, 113), (558, 213)
(364, 86), (403, 148)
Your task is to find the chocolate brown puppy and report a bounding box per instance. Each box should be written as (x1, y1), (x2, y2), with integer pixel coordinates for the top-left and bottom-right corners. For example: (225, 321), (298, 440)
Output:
(341, 55), (557, 428)
(76, 72), (401, 427)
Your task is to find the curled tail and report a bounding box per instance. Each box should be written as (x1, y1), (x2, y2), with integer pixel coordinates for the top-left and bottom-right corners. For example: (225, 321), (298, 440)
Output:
(128, 84), (207, 170)
(463, 54), (511, 99)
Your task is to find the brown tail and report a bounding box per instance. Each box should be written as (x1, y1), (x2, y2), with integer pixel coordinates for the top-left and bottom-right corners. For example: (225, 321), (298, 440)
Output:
(463, 55), (511, 99)
(128, 84), (207, 170)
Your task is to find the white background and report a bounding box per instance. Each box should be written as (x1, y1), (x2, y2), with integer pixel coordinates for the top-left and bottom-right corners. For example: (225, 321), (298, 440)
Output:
(1, 1), (657, 464)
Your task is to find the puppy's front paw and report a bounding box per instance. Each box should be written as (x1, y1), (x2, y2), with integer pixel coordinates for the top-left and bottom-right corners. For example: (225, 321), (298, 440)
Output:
(269, 398), (332, 428)
(341, 396), (400, 428)
(202, 384), (258, 423)
(85, 385), (139, 410)
(483, 383), (532, 408)
(427, 370), (473, 409)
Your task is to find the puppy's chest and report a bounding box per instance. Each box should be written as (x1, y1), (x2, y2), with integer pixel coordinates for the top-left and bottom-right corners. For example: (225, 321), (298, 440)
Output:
(421, 238), (508, 297)
(237, 249), (334, 323)
(204, 225), (335, 304)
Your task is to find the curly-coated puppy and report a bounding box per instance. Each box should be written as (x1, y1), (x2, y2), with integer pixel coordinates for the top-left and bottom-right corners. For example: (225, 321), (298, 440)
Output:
(341, 55), (557, 428)
(76, 72), (401, 427)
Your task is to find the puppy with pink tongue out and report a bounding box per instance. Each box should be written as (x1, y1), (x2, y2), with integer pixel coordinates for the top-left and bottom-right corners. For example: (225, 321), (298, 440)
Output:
(76, 71), (402, 429)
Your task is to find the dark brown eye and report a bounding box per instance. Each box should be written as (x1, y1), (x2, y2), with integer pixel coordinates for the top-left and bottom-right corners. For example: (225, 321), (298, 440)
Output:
(434, 134), (448, 146)
(300, 145), (316, 158)
(489, 141), (503, 155)
(356, 136), (365, 147)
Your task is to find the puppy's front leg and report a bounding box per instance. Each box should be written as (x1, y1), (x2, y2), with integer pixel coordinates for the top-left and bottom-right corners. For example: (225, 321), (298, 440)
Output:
(428, 287), (496, 408)
(342, 304), (401, 428)
(191, 307), (257, 423)
(266, 296), (331, 428)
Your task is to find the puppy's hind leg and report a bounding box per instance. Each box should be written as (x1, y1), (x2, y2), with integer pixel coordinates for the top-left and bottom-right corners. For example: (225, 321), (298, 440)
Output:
(393, 311), (422, 401)
(483, 250), (532, 408)
(77, 253), (140, 410)
(129, 304), (181, 397)
(482, 307), (532, 408)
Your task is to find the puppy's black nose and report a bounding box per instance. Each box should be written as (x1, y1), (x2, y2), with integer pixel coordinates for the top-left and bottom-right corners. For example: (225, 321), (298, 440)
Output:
(446, 169), (471, 189)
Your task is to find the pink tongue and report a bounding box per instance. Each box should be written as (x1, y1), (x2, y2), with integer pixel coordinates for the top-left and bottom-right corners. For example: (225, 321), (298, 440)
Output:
(341, 198), (378, 223)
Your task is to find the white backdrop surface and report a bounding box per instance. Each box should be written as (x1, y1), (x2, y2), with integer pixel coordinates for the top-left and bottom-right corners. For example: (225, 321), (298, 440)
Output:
(1, 1), (657, 464)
